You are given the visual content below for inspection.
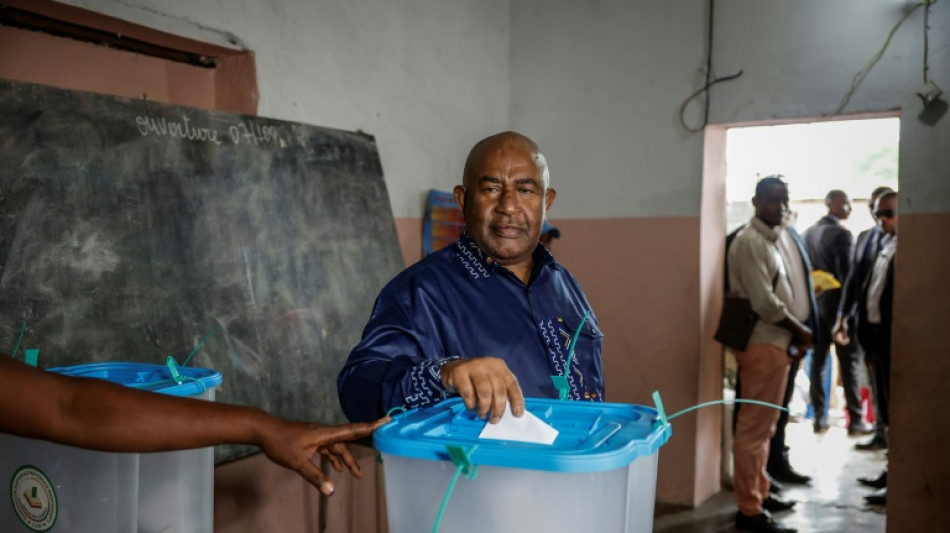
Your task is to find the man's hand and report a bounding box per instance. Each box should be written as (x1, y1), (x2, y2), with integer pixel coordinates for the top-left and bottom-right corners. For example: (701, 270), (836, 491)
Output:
(795, 324), (813, 349)
(778, 316), (813, 352)
(787, 323), (813, 361)
(832, 316), (851, 346)
(789, 343), (808, 362)
(798, 326), (814, 350)
(439, 357), (525, 424)
(257, 417), (389, 496)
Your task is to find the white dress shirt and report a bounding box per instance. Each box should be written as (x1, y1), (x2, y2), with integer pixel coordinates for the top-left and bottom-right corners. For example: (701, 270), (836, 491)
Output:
(866, 234), (896, 325)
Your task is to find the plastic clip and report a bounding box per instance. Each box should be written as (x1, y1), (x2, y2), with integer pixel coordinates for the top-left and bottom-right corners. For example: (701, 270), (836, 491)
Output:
(550, 375), (570, 400)
(166, 356), (185, 384)
(652, 390), (673, 439)
(24, 348), (39, 368)
(376, 406), (408, 464)
(385, 406), (408, 418)
(446, 444), (479, 479)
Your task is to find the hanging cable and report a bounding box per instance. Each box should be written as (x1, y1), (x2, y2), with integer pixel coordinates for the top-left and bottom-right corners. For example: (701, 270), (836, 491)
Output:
(701, 0), (715, 127)
(678, 0), (744, 133)
(923, 0), (931, 84)
(833, 2), (925, 115)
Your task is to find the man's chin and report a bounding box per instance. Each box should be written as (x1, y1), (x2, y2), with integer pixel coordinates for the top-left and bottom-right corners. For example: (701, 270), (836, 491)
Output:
(483, 242), (533, 263)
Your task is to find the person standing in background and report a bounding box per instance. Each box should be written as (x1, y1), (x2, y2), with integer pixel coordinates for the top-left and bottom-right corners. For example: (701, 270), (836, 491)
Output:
(764, 181), (819, 490)
(727, 176), (815, 533)
(803, 190), (872, 435)
(840, 191), (898, 504)
(833, 186), (894, 451)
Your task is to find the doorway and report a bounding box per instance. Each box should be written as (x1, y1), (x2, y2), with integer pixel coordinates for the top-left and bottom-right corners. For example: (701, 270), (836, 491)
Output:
(714, 115), (900, 484)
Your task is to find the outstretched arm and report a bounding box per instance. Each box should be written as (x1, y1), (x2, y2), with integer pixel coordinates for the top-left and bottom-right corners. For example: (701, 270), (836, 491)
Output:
(0, 355), (387, 495)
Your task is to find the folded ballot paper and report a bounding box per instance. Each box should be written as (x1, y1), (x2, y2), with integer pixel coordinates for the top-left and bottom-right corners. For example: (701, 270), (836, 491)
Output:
(478, 403), (559, 445)
(811, 269), (842, 292)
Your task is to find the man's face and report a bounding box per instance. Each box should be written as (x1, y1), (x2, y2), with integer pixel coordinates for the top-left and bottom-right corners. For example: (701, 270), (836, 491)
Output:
(829, 192), (852, 220)
(752, 183), (789, 228)
(454, 137), (556, 267)
(868, 190), (888, 218)
(876, 195), (898, 235)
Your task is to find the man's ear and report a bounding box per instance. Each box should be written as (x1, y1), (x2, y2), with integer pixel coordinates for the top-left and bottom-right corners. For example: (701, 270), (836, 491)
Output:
(545, 187), (557, 212)
(453, 185), (467, 213)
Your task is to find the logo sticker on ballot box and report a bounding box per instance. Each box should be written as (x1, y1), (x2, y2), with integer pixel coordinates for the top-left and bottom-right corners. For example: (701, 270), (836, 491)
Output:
(10, 465), (58, 532)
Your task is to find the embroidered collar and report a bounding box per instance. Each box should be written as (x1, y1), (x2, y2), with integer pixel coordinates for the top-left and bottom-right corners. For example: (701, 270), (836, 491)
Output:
(453, 229), (556, 281)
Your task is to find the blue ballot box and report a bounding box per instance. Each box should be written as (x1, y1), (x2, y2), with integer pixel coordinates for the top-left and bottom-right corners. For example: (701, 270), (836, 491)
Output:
(0, 362), (221, 533)
(375, 397), (671, 533)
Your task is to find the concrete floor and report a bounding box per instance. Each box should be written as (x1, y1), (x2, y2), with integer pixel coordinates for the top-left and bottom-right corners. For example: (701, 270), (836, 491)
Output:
(654, 419), (888, 533)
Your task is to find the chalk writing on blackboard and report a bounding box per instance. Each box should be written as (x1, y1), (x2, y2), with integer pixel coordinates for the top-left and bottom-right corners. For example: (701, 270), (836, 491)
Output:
(134, 114), (280, 147)
(227, 122), (279, 146)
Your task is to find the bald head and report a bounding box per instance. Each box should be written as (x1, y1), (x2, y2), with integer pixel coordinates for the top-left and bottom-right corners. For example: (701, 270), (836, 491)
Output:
(453, 131), (556, 281)
(824, 189), (851, 220)
(463, 131), (550, 190)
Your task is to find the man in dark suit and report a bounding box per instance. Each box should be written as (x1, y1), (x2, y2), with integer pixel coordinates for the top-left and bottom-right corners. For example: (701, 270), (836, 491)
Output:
(803, 190), (872, 435)
(838, 190), (898, 504)
(833, 186), (894, 450)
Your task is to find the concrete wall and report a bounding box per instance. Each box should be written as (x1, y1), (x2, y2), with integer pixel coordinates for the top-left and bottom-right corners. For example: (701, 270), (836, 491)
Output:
(509, 0), (717, 505)
(510, 0), (707, 218)
(889, 96), (950, 532)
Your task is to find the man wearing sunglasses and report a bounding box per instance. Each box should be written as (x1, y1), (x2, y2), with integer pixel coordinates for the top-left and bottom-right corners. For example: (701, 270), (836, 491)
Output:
(839, 191), (898, 505)
(833, 186), (894, 452)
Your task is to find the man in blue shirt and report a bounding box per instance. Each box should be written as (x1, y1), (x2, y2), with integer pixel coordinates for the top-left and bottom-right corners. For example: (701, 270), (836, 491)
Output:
(338, 131), (603, 424)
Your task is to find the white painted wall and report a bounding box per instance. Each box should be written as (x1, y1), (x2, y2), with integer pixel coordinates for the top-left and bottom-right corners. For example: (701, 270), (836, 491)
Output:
(510, 0), (949, 217)
(62, 0), (511, 218)
(510, 0), (708, 218)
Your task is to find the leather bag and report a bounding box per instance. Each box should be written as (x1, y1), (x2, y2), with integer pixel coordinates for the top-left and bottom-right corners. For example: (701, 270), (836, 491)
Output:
(714, 294), (759, 351)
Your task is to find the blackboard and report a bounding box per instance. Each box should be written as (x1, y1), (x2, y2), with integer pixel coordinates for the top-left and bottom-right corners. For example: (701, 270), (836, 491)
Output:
(0, 79), (405, 463)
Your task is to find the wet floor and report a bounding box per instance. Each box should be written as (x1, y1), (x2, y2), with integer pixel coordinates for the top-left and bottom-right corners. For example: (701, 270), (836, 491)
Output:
(654, 419), (888, 533)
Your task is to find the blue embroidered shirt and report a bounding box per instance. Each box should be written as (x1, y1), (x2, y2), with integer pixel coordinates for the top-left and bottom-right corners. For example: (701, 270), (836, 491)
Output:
(337, 231), (604, 422)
